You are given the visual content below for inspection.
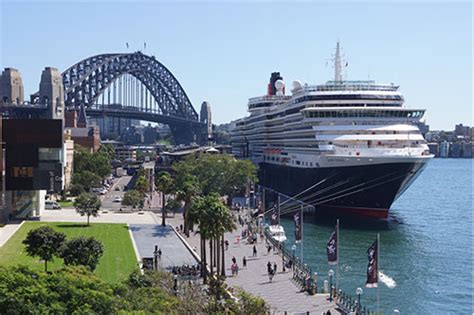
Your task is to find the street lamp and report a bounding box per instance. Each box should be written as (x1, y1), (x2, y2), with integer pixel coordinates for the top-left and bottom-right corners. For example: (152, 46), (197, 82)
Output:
(328, 269), (334, 301)
(356, 287), (363, 314)
(291, 244), (297, 271)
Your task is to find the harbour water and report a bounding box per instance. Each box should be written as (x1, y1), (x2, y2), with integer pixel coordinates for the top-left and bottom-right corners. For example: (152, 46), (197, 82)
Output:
(280, 159), (472, 314)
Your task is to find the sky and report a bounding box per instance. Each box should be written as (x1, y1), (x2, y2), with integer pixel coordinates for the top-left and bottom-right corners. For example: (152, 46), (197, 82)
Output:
(0, 1), (472, 130)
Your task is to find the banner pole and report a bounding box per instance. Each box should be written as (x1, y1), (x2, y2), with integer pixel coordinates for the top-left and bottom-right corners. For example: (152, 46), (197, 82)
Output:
(377, 233), (380, 314)
(277, 194), (280, 225)
(336, 219), (339, 291)
(300, 205), (303, 261)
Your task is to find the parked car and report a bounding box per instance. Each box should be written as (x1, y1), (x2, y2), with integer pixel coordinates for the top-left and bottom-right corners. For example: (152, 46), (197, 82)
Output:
(45, 201), (61, 210)
(114, 186), (121, 191)
(113, 196), (122, 203)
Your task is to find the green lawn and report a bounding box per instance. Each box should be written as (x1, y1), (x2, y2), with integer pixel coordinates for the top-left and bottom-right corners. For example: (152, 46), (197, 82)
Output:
(58, 200), (74, 207)
(0, 222), (138, 283)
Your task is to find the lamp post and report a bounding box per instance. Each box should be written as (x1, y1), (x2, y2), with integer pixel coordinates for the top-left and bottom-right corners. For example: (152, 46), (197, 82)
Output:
(291, 244), (297, 272)
(173, 274), (178, 296)
(356, 287), (363, 314)
(328, 269), (334, 301)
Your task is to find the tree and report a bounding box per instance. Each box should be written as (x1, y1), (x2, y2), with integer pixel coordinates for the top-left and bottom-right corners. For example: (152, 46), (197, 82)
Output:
(155, 172), (175, 226)
(173, 171), (200, 236)
(69, 183), (85, 196)
(134, 175), (149, 195)
(74, 193), (101, 226)
(72, 170), (101, 192)
(22, 226), (66, 272)
(60, 237), (104, 271)
(0, 265), (118, 314)
(122, 190), (144, 209)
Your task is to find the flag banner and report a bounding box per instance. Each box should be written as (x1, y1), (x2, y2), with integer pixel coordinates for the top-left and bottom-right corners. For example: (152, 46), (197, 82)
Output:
(271, 207), (278, 225)
(326, 229), (337, 265)
(365, 239), (378, 288)
(294, 212), (302, 242)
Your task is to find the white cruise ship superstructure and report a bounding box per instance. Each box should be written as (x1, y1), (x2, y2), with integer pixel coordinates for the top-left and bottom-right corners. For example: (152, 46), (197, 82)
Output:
(230, 43), (433, 218)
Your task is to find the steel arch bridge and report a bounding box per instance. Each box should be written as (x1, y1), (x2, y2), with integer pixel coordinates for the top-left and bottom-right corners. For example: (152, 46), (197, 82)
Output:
(31, 51), (205, 143)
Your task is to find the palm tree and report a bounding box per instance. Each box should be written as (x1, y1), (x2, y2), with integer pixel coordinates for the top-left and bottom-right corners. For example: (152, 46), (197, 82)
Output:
(155, 171), (175, 226)
(188, 196), (211, 283)
(175, 173), (200, 237)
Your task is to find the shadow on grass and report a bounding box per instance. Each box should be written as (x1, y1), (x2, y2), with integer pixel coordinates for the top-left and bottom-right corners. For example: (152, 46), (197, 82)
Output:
(55, 224), (90, 228)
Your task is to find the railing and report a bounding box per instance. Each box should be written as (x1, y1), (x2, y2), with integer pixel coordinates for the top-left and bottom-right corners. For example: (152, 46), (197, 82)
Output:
(264, 228), (374, 315)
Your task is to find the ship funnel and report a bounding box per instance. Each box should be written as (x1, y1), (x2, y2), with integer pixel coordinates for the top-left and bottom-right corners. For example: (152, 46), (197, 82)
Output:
(267, 72), (284, 95)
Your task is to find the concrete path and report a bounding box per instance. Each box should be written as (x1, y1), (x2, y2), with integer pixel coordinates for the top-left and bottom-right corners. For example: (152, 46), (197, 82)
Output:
(166, 212), (339, 314)
(130, 224), (198, 270)
(0, 222), (24, 247)
(40, 208), (158, 224)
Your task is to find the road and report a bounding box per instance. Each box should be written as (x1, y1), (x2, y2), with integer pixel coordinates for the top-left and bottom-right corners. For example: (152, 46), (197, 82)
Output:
(101, 176), (133, 211)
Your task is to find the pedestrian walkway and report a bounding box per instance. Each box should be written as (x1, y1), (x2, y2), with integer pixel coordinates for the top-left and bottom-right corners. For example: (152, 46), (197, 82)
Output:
(167, 213), (339, 314)
(0, 222), (24, 247)
(130, 224), (198, 270)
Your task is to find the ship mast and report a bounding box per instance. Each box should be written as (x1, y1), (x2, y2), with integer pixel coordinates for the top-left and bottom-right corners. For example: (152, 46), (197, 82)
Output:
(334, 41), (343, 82)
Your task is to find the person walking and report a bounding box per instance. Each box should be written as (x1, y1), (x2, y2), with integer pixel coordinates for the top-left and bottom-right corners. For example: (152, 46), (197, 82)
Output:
(253, 245), (257, 257)
(267, 261), (272, 275)
(273, 262), (277, 274)
(269, 269), (274, 283)
(232, 256), (237, 264)
(225, 240), (229, 250)
(267, 244), (272, 255)
(242, 256), (247, 268)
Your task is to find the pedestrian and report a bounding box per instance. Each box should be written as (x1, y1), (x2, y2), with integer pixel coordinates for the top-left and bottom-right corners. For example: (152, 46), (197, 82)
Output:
(237, 235), (240, 245)
(225, 240), (229, 250)
(267, 261), (272, 274)
(235, 263), (239, 275)
(158, 248), (162, 260)
(179, 224), (183, 232)
(269, 269), (274, 283)
(253, 245), (257, 257)
(243, 256), (247, 268)
(267, 244), (271, 254)
(232, 256), (237, 264)
(273, 262), (277, 274)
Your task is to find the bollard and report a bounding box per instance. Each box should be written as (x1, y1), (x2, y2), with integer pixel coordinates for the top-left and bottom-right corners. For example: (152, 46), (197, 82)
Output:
(323, 279), (329, 293)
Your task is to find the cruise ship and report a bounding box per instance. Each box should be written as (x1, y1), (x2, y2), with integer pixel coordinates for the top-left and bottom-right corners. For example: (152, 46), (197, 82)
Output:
(230, 43), (433, 218)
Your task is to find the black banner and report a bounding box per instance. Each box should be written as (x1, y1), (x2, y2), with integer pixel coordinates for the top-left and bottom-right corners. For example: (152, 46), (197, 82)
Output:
(365, 239), (378, 288)
(326, 229), (338, 265)
(294, 212), (302, 242)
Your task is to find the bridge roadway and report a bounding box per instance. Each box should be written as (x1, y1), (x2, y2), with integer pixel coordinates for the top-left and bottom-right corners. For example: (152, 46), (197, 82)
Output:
(167, 214), (340, 314)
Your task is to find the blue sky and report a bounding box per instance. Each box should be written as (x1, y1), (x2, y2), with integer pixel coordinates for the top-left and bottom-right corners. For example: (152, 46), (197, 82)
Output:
(1, 1), (472, 130)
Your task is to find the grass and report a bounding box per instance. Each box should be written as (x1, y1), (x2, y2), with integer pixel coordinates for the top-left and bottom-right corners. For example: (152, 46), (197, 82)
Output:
(0, 222), (138, 283)
(58, 200), (74, 207)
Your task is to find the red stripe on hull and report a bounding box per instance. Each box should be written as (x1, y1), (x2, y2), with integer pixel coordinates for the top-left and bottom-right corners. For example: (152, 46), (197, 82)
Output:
(320, 205), (389, 219)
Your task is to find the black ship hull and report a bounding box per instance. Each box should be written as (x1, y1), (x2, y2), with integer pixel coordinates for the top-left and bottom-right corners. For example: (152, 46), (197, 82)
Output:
(258, 160), (428, 218)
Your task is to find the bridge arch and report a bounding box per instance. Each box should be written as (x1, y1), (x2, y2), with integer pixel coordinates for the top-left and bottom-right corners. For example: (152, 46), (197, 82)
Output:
(61, 52), (199, 122)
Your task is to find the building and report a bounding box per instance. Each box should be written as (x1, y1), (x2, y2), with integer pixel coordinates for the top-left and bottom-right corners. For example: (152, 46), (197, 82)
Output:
(439, 141), (450, 158)
(0, 67), (65, 223)
(116, 146), (137, 161)
(462, 142), (473, 158)
(454, 124), (470, 138)
(450, 142), (462, 158)
(63, 131), (74, 190)
(65, 108), (100, 153)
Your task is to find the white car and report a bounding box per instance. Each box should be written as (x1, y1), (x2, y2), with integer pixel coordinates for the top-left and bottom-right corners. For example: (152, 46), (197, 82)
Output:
(113, 196), (122, 203)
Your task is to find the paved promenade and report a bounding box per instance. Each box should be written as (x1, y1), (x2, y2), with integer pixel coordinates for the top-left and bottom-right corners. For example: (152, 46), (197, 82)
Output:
(130, 224), (197, 269)
(167, 213), (339, 314)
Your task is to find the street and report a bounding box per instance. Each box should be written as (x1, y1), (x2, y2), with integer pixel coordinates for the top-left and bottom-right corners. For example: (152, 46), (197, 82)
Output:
(101, 176), (133, 211)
